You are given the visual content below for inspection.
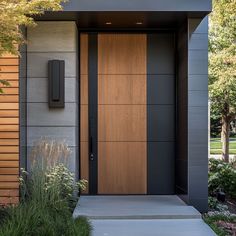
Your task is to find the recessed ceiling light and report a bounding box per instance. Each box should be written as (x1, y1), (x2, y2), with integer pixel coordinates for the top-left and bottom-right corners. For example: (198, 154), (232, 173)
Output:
(136, 22), (143, 25)
(105, 22), (112, 25)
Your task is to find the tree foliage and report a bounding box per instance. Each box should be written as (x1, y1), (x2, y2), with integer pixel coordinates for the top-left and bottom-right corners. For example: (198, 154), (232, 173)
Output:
(209, 0), (236, 116)
(0, 0), (66, 93)
(0, 0), (66, 56)
(209, 0), (236, 161)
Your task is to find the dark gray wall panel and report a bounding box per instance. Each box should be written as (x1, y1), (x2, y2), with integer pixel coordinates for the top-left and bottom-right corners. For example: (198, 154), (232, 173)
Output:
(188, 75), (208, 91)
(19, 53), (27, 78)
(175, 160), (188, 194)
(147, 33), (175, 75)
(19, 29), (27, 170)
(63, 0), (211, 11)
(189, 106), (208, 130)
(189, 128), (208, 146)
(148, 142), (175, 194)
(188, 143), (208, 165)
(188, 165), (208, 199)
(188, 50), (208, 75)
(147, 33), (176, 194)
(189, 90), (208, 106)
(148, 75), (175, 105)
(189, 33), (208, 50)
(187, 17), (209, 213)
(176, 22), (188, 197)
(148, 105), (175, 142)
(189, 18), (208, 34)
(189, 198), (208, 213)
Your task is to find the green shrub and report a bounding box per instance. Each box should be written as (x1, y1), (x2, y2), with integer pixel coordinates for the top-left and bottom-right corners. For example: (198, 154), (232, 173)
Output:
(208, 196), (219, 209)
(209, 158), (236, 198)
(0, 139), (90, 236)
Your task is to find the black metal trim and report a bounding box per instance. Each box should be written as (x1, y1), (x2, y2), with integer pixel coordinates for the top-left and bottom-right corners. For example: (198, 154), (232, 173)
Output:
(79, 28), (177, 33)
(77, 24), (81, 184)
(79, 29), (176, 33)
(19, 27), (28, 173)
(88, 33), (98, 194)
(78, 29), (177, 196)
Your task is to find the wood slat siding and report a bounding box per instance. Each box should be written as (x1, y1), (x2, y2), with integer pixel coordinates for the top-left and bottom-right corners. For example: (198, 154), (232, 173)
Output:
(0, 54), (19, 204)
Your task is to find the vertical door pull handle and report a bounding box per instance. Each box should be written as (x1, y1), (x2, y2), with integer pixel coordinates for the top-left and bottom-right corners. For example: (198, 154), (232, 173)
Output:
(90, 136), (94, 161)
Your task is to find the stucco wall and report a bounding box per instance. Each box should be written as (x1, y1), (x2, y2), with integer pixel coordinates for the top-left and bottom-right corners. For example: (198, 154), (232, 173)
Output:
(26, 21), (78, 174)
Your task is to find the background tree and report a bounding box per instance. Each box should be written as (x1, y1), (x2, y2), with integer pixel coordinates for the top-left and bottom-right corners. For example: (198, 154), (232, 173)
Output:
(0, 0), (65, 92)
(209, 0), (236, 162)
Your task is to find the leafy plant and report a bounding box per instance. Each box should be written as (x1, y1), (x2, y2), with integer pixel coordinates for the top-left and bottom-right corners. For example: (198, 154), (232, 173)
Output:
(0, 0), (67, 93)
(208, 196), (219, 210)
(0, 80), (10, 94)
(45, 164), (87, 209)
(209, 158), (236, 198)
(0, 0), (66, 56)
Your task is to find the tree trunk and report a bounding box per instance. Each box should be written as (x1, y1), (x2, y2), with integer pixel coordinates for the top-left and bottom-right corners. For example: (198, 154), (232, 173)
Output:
(221, 116), (230, 162)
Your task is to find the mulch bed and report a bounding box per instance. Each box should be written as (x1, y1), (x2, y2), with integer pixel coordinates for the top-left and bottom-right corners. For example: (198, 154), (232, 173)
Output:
(217, 220), (236, 236)
(205, 197), (236, 235)
(226, 199), (236, 214)
(216, 198), (236, 235)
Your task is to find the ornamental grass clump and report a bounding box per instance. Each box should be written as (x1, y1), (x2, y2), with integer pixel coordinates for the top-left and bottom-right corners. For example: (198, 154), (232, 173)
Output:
(21, 138), (87, 209)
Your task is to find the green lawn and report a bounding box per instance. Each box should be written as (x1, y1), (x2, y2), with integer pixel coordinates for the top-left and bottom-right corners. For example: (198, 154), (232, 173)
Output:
(210, 138), (236, 154)
(210, 149), (236, 154)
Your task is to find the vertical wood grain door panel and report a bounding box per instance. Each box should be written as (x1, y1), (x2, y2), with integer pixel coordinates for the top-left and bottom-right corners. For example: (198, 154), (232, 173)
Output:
(98, 34), (147, 194)
(98, 142), (147, 194)
(98, 34), (146, 75)
(98, 105), (146, 142)
(98, 75), (146, 105)
(80, 33), (147, 194)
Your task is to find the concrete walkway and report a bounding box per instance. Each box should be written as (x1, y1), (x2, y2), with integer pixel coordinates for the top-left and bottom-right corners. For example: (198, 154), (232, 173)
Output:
(91, 219), (216, 236)
(73, 196), (216, 236)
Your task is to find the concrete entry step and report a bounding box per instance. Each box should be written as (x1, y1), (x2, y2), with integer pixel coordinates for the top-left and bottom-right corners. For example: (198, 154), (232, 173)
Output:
(73, 195), (202, 220)
(91, 219), (216, 236)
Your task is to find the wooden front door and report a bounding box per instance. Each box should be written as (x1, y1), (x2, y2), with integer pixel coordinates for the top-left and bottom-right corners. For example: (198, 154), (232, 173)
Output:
(80, 33), (147, 194)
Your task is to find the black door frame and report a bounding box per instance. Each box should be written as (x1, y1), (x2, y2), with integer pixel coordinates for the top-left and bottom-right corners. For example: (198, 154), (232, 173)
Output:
(78, 30), (177, 195)
(88, 33), (98, 194)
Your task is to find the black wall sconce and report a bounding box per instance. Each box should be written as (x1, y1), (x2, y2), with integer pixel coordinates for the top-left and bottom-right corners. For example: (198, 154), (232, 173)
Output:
(48, 60), (65, 108)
